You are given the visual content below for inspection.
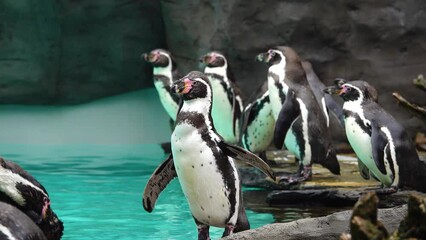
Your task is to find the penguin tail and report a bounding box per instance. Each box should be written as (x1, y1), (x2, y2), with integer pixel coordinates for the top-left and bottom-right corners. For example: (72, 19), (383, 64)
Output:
(321, 148), (341, 175)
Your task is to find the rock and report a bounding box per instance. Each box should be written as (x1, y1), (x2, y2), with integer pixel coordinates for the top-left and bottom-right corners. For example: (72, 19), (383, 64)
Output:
(391, 194), (426, 239)
(348, 192), (389, 240)
(0, 202), (47, 240)
(0, 0), (166, 104)
(161, 0), (426, 135)
(223, 205), (407, 240)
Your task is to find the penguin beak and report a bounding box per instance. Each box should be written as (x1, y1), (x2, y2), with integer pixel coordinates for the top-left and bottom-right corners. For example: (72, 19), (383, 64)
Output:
(323, 86), (342, 95)
(255, 52), (267, 62)
(173, 78), (193, 95)
(142, 52), (159, 63)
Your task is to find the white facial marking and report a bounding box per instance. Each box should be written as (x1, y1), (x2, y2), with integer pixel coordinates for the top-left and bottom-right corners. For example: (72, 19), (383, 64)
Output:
(268, 50), (288, 119)
(0, 167), (48, 206)
(0, 224), (17, 240)
(153, 52), (173, 83)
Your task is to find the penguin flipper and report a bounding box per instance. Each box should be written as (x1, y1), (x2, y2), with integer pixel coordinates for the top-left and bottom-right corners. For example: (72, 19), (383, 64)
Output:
(218, 141), (276, 180)
(357, 158), (370, 180)
(324, 94), (345, 126)
(371, 125), (388, 175)
(274, 90), (300, 149)
(142, 154), (177, 213)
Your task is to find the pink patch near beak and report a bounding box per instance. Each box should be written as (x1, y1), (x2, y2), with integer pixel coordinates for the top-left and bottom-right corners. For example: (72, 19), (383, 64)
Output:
(182, 79), (193, 94)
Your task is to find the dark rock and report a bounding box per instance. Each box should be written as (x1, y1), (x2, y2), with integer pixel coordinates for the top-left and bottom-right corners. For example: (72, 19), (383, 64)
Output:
(0, 0), (166, 104)
(0, 202), (47, 240)
(223, 205), (407, 240)
(267, 189), (423, 208)
(161, 0), (426, 135)
(348, 192), (389, 240)
(392, 194), (426, 239)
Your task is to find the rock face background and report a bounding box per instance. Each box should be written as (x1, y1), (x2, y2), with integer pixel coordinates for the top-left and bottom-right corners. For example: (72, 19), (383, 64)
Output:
(1, 0), (425, 132)
(161, 0), (426, 134)
(0, 0), (165, 104)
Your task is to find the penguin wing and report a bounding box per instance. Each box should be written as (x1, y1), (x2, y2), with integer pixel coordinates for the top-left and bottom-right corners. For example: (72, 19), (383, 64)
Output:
(218, 141), (276, 180)
(371, 124), (388, 175)
(357, 158), (370, 180)
(324, 94), (345, 126)
(142, 154), (177, 213)
(274, 90), (300, 149)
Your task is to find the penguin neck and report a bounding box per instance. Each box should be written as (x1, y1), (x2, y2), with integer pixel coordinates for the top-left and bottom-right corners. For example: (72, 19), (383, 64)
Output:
(204, 64), (227, 79)
(153, 64), (172, 83)
(181, 97), (212, 117)
(268, 58), (288, 93)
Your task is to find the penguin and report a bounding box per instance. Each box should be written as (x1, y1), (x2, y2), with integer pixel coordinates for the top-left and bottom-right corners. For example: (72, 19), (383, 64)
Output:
(0, 201), (47, 240)
(200, 51), (243, 144)
(302, 61), (344, 127)
(255, 46), (340, 184)
(240, 81), (275, 156)
(324, 79), (426, 192)
(142, 71), (276, 239)
(0, 158), (63, 240)
(142, 49), (181, 123)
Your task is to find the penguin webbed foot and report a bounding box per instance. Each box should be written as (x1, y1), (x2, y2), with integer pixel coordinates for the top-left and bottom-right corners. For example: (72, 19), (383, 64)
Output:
(222, 223), (235, 238)
(197, 224), (210, 240)
(277, 165), (312, 185)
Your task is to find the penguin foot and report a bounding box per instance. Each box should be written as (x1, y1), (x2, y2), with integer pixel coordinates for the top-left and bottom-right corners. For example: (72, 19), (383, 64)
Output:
(277, 166), (312, 185)
(197, 224), (210, 240)
(222, 223), (235, 237)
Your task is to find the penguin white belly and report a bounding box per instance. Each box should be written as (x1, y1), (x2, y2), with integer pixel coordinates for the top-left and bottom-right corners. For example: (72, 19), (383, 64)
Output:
(154, 81), (179, 121)
(242, 101), (274, 153)
(171, 123), (239, 227)
(345, 117), (392, 186)
(210, 79), (236, 143)
(267, 79), (282, 119)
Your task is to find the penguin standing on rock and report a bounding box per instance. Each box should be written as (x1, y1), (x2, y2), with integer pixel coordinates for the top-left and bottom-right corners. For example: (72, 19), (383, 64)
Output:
(256, 46), (340, 184)
(324, 79), (426, 192)
(142, 49), (181, 122)
(0, 158), (64, 240)
(200, 51), (243, 144)
(142, 71), (276, 239)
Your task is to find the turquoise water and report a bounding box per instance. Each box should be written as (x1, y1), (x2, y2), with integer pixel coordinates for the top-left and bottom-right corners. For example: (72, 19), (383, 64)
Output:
(0, 144), (274, 240)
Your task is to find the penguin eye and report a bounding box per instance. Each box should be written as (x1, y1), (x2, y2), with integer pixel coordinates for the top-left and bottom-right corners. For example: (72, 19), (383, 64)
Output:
(270, 52), (276, 57)
(346, 87), (352, 92)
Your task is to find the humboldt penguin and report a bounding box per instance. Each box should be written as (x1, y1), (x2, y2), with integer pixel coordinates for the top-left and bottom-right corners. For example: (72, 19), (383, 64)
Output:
(0, 201), (47, 240)
(240, 81), (274, 156)
(0, 158), (64, 239)
(256, 46), (340, 183)
(324, 79), (426, 192)
(142, 71), (276, 239)
(142, 49), (181, 122)
(200, 51), (243, 144)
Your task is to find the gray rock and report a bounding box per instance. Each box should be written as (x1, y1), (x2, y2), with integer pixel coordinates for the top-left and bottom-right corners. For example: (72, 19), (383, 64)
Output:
(161, 0), (426, 135)
(223, 205), (407, 240)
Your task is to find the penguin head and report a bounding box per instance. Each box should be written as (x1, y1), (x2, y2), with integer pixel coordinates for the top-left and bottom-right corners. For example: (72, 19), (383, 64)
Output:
(255, 49), (284, 66)
(141, 49), (176, 68)
(200, 51), (227, 68)
(173, 71), (211, 101)
(324, 78), (378, 103)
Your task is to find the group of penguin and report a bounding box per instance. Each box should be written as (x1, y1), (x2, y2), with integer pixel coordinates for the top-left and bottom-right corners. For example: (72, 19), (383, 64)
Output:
(142, 46), (426, 239)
